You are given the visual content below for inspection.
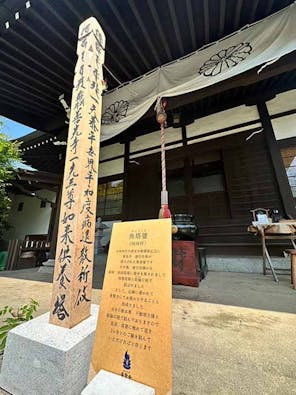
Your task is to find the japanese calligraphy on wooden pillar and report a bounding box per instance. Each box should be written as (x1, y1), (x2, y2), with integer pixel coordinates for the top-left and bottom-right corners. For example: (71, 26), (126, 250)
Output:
(49, 17), (105, 328)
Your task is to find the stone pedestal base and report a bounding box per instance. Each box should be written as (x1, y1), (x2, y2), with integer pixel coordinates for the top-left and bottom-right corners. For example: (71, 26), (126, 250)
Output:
(38, 259), (55, 273)
(37, 266), (54, 274)
(42, 258), (55, 266)
(0, 304), (99, 395)
(81, 370), (155, 395)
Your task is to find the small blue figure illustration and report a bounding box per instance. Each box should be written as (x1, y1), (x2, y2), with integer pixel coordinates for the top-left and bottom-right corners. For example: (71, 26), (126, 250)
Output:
(123, 351), (131, 370)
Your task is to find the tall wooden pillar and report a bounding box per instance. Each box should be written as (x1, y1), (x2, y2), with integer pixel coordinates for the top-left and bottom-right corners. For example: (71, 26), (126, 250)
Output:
(121, 141), (130, 221)
(49, 18), (105, 328)
(181, 124), (187, 146)
(257, 101), (296, 218)
(47, 186), (62, 259)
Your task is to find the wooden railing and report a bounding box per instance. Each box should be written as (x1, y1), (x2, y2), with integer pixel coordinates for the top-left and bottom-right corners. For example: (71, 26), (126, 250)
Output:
(5, 237), (50, 271)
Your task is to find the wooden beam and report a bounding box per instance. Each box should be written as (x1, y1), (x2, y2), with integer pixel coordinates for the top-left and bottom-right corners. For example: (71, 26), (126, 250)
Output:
(128, 0), (161, 64)
(147, 0), (173, 60)
(6, 27), (72, 78)
(203, 0), (210, 44)
(16, 171), (62, 185)
(234, 0), (243, 30)
(219, 0), (226, 37)
(0, 36), (71, 86)
(110, 0), (153, 66)
(168, 0), (184, 54)
(87, 0), (142, 75)
(257, 101), (296, 218)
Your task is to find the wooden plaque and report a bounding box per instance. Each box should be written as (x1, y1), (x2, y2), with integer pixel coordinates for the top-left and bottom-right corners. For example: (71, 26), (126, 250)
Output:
(92, 219), (172, 395)
(49, 17), (105, 328)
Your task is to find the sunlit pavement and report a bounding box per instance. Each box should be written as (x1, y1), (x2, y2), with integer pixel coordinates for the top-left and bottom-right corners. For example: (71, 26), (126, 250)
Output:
(0, 268), (295, 394)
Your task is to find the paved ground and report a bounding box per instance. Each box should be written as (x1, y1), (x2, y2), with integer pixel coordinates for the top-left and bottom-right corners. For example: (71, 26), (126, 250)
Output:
(0, 253), (108, 289)
(0, 264), (295, 394)
(1, 253), (295, 313)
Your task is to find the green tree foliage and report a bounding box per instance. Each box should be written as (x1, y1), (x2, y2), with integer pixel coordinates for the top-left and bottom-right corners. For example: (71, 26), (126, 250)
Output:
(0, 124), (21, 238)
(0, 299), (39, 353)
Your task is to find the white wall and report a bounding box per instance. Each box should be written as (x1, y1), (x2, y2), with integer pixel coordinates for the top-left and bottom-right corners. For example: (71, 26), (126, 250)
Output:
(99, 158), (124, 178)
(99, 144), (124, 178)
(5, 190), (56, 240)
(100, 143), (124, 160)
(186, 105), (261, 144)
(101, 91), (296, 156)
(131, 127), (181, 149)
(267, 89), (296, 115)
(98, 91), (296, 175)
(99, 105), (261, 166)
(267, 89), (296, 141)
(130, 127), (183, 159)
(99, 105), (261, 170)
(272, 114), (296, 141)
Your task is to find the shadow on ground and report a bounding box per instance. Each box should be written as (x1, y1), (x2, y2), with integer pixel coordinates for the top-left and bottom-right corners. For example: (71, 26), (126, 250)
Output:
(0, 253), (295, 314)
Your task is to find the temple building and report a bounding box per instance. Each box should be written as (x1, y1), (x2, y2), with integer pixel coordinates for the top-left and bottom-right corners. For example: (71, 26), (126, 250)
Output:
(1, 0), (296, 270)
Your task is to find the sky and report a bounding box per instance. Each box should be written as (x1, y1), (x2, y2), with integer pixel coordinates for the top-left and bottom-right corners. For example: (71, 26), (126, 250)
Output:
(1, 116), (37, 170)
(1, 117), (34, 140)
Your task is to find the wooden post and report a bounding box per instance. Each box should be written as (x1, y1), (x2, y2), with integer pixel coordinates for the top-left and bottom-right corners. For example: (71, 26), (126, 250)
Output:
(49, 18), (105, 328)
(121, 141), (130, 221)
(257, 101), (296, 218)
(261, 231), (267, 276)
(47, 187), (62, 259)
(292, 253), (296, 290)
(286, 250), (296, 289)
(181, 124), (187, 146)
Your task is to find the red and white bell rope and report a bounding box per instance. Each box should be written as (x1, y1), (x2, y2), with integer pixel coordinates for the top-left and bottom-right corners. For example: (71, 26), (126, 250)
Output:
(155, 97), (171, 219)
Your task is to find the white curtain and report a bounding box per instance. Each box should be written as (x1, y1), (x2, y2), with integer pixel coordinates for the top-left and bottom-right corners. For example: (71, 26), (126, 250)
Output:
(100, 3), (296, 141)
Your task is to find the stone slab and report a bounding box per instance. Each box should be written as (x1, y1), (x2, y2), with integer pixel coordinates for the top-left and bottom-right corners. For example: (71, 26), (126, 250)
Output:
(37, 265), (54, 274)
(0, 304), (99, 395)
(207, 256), (290, 273)
(42, 259), (55, 267)
(81, 370), (155, 395)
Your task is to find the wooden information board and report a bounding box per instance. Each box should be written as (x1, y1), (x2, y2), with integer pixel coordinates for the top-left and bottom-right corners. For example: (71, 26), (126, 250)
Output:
(92, 219), (172, 395)
(49, 17), (105, 328)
